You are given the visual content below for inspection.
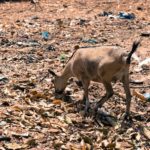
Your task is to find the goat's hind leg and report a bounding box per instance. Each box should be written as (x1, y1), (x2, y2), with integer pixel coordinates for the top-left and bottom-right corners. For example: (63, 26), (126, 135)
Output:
(81, 79), (90, 116)
(122, 74), (132, 120)
(95, 82), (114, 115)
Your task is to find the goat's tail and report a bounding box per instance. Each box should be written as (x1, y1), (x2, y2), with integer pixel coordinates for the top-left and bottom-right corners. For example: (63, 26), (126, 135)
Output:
(126, 40), (141, 64)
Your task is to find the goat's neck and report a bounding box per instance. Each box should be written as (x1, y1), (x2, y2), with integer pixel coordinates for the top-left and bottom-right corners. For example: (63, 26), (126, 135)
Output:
(60, 63), (72, 81)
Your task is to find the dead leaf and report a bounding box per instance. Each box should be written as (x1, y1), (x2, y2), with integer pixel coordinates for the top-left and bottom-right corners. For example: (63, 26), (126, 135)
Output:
(4, 143), (28, 150)
(12, 105), (23, 111)
(0, 1), (150, 149)
(52, 99), (62, 105)
(26, 139), (37, 147)
(120, 140), (133, 149)
(115, 141), (121, 149)
(142, 127), (150, 139)
(64, 115), (72, 124)
(49, 128), (60, 133)
(135, 132), (141, 141)
(11, 132), (29, 138)
(102, 139), (109, 147)
(81, 139), (86, 150)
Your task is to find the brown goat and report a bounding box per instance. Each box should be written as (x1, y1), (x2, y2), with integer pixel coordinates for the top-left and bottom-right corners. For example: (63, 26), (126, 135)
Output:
(49, 41), (140, 117)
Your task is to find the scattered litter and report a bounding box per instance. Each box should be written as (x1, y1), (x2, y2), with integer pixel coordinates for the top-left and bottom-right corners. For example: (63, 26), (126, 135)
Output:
(0, 75), (9, 84)
(46, 45), (55, 51)
(0, 1), (149, 149)
(143, 93), (150, 101)
(118, 12), (135, 20)
(17, 40), (40, 47)
(137, 6), (144, 11)
(1, 101), (10, 106)
(31, 16), (39, 20)
(11, 132), (29, 138)
(13, 81), (36, 91)
(0, 136), (11, 142)
(23, 54), (39, 64)
(0, 38), (9, 45)
(132, 53), (141, 63)
(42, 31), (49, 41)
(30, 0), (42, 11)
(133, 90), (150, 102)
(82, 38), (98, 44)
(0, 38), (15, 46)
(99, 11), (135, 20)
(142, 127), (150, 139)
(134, 114), (145, 121)
(60, 54), (67, 62)
(140, 31), (150, 37)
(78, 19), (87, 26)
(134, 58), (150, 71)
(139, 58), (150, 70)
(130, 79), (143, 85)
(70, 18), (88, 26)
(99, 11), (113, 17)
(96, 110), (117, 126)
(0, 121), (7, 126)
(4, 142), (28, 150)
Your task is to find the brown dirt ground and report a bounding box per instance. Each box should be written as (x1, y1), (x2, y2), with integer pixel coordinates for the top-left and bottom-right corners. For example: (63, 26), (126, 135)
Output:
(0, 0), (150, 149)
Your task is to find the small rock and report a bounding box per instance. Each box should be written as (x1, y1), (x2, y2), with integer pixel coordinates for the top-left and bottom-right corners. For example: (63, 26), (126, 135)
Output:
(96, 110), (117, 126)
(0, 121), (7, 126)
(140, 32), (150, 37)
(17, 40), (40, 47)
(46, 45), (55, 51)
(82, 38), (98, 44)
(0, 136), (11, 141)
(98, 11), (113, 16)
(134, 115), (145, 121)
(137, 6), (143, 11)
(118, 12), (135, 20)
(0, 75), (9, 84)
(42, 31), (49, 41)
(31, 16), (39, 20)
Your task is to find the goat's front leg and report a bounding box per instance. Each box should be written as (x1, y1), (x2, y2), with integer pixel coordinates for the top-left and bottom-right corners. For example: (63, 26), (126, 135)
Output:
(82, 79), (90, 115)
(95, 82), (114, 115)
(122, 74), (132, 119)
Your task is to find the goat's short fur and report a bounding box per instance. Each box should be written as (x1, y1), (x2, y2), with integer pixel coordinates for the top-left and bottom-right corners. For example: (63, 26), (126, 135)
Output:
(49, 40), (140, 117)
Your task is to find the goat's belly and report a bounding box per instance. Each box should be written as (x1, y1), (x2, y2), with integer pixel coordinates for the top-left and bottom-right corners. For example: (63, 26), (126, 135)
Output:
(112, 71), (124, 81)
(91, 75), (102, 82)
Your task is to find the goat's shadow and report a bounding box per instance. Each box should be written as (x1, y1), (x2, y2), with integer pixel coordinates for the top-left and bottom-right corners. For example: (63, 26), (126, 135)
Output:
(62, 93), (118, 127)
(61, 90), (146, 130)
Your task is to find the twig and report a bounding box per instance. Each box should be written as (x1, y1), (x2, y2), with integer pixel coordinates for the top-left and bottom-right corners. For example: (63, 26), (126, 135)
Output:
(130, 85), (150, 88)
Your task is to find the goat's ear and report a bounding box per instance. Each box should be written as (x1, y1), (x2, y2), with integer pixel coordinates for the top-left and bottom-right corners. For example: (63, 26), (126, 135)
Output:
(74, 45), (80, 50)
(48, 69), (57, 77)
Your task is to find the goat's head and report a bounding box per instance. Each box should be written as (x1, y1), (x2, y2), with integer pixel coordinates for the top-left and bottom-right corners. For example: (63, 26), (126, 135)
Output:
(49, 69), (67, 95)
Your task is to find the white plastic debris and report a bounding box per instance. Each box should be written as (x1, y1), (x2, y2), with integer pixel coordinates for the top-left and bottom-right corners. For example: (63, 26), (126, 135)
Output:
(134, 58), (150, 72)
(132, 53), (141, 63)
(139, 58), (150, 68)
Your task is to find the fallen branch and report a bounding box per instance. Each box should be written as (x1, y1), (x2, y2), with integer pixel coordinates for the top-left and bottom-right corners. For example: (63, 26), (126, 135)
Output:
(130, 85), (150, 88)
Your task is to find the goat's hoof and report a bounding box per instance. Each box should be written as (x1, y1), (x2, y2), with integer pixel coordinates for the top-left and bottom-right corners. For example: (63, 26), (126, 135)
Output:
(93, 109), (98, 118)
(75, 81), (83, 87)
(80, 96), (86, 105)
(94, 105), (100, 117)
(84, 107), (90, 117)
(83, 111), (89, 117)
(123, 113), (132, 121)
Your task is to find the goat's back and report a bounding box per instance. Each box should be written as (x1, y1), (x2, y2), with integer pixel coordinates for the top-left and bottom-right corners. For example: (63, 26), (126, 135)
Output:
(70, 46), (128, 82)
